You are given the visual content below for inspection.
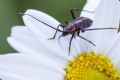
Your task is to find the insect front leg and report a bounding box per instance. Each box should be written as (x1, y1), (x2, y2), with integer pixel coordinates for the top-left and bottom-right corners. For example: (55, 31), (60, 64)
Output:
(48, 24), (64, 40)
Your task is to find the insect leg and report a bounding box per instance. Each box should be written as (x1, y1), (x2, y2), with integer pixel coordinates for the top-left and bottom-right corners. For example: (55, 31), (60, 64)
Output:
(71, 8), (77, 19)
(71, 8), (94, 19)
(68, 33), (74, 55)
(84, 28), (117, 31)
(64, 20), (68, 24)
(77, 35), (96, 46)
(72, 8), (94, 13)
(77, 31), (80, 36)
(48, 24), (64, 40)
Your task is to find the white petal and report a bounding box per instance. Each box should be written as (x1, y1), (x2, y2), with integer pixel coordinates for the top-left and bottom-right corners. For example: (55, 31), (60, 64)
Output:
(58, 35), (81, 58)
(23, 9), (62, 38)
(78, 34), (94, 52)
(79, 0), (101, 52)
(0, 53), (65, 80)
(22, 12), (77, 59)
(0, 71), (40, 80)
(9, 26), (73, 63)
(80, 0), (100, 19)
(11, 26), (30, 37)
(0, 72), (28, 80)
(108, 34), (120, 67)
(89, 30), (119, 55)
(83, 0), (120, 54)
(22, 9), (90, 58)
(0, 68), (63, 80)
(0, 53), (65, 74)
(10, 26), (69, 61)
(79, 0), (100, 52)
(94, 0), (120, 28)
(8, 29), (67, 66)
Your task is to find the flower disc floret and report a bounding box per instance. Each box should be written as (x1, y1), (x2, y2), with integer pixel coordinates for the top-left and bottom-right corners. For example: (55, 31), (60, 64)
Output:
(64, 52), (120, 80)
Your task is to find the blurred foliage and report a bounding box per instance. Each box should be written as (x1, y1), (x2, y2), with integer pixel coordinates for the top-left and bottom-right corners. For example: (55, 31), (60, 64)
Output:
(0, 0), (85, 54)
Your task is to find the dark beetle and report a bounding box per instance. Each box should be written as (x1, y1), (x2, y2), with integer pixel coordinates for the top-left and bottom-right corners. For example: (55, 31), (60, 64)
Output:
(62, 17), (93, 36)
(23, 8), (117, 55)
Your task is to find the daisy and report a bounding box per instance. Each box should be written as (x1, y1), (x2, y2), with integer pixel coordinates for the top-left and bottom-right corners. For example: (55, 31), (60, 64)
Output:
(0, 0), (120, 80)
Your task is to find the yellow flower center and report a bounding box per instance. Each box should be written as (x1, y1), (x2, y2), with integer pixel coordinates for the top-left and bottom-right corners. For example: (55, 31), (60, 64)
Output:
(64, 52), (120, 80)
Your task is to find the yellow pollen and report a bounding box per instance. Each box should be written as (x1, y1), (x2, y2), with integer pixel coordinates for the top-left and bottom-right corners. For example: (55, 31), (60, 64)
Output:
(64, 52), (120, 80)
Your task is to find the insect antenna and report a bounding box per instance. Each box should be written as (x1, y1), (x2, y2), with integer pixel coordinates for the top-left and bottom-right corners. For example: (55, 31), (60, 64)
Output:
(19, 12), (64, 32)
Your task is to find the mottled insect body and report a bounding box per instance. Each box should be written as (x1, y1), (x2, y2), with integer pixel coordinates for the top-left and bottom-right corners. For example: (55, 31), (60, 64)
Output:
(63, 17), (93, 36)
(23, 8), (117, 55)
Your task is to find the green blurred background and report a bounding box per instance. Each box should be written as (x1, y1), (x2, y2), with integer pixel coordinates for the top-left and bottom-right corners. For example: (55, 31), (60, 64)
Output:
(0, 0), (85, 54)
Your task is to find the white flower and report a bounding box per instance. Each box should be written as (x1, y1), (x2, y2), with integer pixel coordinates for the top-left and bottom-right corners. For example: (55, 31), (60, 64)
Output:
(0, 0), (120, 80)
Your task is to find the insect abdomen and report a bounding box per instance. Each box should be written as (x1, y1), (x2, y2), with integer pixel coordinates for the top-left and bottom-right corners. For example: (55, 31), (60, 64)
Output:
(75, 17), (93, 29)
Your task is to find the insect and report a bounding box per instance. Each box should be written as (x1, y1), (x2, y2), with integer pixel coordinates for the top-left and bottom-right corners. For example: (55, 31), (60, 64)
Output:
(22, 8), (117, 55)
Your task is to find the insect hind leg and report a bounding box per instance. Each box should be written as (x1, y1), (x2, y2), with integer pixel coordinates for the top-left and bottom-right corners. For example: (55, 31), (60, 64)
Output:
(77, 35), (96, 46)
(71, 8), (94, 19)
(84, 28), (117, 31)
(71, 8), (77, 19)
